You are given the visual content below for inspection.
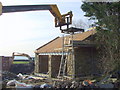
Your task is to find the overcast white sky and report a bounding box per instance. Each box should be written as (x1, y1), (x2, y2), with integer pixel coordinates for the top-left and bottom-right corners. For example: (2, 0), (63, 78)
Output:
(0, 0), (90, 56)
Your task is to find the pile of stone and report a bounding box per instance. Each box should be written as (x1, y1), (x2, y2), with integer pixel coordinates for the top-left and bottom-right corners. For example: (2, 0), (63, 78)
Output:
(2, 71), (18, 81)
(53, 80), (95, 88)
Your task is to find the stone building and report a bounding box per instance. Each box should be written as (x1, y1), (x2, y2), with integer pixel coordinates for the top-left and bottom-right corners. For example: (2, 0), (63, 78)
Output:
(0, 56), (13, 71)
(34, 30), (100, 78)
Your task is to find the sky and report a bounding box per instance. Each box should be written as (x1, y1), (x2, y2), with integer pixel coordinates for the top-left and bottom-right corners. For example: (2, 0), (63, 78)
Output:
(0, 0), (90, 56)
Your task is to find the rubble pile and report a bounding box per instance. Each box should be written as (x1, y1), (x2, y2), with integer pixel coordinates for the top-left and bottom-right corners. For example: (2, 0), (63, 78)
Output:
(53, 79), (120, 88)
(2, 71), (19, 81)
(1, 71), (120, 89)
(4, 78), (120, 89)
(53, 80), (95, 88)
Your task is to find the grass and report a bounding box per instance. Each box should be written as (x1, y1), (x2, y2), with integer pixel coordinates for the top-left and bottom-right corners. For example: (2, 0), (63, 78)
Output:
(13, 61), (29, 64)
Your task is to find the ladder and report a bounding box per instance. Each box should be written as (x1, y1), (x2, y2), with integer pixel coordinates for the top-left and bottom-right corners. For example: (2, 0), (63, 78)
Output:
(57, 35), (71, 78)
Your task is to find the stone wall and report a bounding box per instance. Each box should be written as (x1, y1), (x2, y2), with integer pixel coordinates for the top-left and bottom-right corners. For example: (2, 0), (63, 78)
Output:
(35, 54), (61, 78)
(34, 53), (39, 73)
(0, 56), (13, 71)
(35, 46), (100, 78)
(39, 55), (48, 73)
(67, 50), (75, 78)
(74, 47), (99, 77)
(49, 55), (61, 78)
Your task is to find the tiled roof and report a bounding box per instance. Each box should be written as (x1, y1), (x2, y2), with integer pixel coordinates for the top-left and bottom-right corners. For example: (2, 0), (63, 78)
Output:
(35, 30), (96, 53)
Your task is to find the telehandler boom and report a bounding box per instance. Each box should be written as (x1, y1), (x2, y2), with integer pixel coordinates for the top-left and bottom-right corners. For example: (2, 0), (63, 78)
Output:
(0, 2), (73, 29)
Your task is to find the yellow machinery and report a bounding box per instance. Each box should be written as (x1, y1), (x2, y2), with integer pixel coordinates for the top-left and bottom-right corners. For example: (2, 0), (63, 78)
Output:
(12, 52), (33, 64)
(11, 52), (34, 74)
(0, 2), (74, 77)
(0, 2), (73, 30)
(12, 52), (32, 63)
(12, 52), (32, 60)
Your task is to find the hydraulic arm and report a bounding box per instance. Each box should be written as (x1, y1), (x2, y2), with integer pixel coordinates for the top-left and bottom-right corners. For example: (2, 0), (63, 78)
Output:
(12, 52), (32, 60)
(0, 2), (73, 29)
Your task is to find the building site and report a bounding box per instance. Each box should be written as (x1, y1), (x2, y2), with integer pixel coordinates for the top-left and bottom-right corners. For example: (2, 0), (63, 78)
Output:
(0, 1), (120, 89)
